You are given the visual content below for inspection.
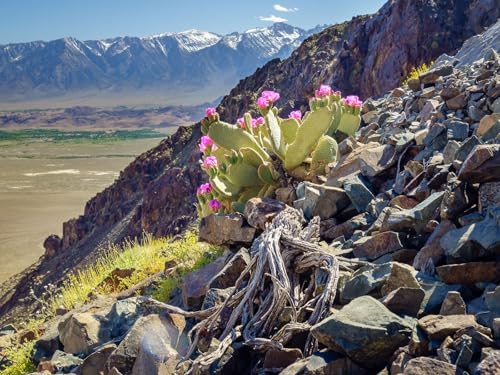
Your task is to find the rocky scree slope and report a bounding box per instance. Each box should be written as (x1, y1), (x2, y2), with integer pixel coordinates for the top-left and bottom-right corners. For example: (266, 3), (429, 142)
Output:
(0, 0), (498, 325)
(7, 44), (500, 375)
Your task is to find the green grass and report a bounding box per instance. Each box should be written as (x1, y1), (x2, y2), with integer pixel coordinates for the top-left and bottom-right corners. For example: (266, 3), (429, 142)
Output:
(0, 232), (223, 374)
(0, 128), (164, 144)
(402, 61), (434, 85)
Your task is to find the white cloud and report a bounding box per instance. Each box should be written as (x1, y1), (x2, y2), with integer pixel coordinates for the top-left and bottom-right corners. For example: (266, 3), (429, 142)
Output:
(259, 14), (288, 22)
(273, 4), (299, 12)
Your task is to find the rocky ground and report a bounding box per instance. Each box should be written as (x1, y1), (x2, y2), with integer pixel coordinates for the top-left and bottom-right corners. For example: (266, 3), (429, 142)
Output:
(1, 26), (498, 374)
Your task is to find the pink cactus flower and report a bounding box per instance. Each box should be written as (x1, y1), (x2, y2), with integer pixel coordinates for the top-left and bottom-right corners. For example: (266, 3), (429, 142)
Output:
(203, 156), (218, 169)
(288, 110), (302, 120)
(236, 117), (245, 128)
(252, 117), (265, 127)
(257, 96), (270, 109)
(209, 199), (221, 212)
(199, 135), (215, 153)
(197, 182), (212, 195)
(261, 90), (280, 103)
(205, 107), (217, 118)
(315, 85), (333, 98)
(344, 95), (363, 108)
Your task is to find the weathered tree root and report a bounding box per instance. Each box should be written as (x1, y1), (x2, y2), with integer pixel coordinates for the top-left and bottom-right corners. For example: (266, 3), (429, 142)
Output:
(142, 207), (349, 374)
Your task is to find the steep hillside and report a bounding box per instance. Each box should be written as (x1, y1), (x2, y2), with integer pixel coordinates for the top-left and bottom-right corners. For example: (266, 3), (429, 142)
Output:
(0, 0), (498, 324)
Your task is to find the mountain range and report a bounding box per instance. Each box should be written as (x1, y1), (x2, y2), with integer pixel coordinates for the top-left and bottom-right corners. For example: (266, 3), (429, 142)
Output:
(0, 23), (324, 108)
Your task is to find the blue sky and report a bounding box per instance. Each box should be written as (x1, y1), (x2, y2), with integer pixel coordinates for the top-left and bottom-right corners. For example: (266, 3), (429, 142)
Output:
(0, 1), (387, 44)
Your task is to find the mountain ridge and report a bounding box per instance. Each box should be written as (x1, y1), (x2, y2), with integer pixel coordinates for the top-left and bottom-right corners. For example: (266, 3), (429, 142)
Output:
(0, 23), (325, 108)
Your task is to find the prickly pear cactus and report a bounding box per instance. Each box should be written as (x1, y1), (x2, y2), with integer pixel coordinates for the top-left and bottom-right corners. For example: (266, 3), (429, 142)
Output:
(196, 87), (363, 217)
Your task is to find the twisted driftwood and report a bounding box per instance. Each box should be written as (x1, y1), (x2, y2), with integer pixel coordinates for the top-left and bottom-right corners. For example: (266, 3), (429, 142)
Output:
(141, 207), (353, 373)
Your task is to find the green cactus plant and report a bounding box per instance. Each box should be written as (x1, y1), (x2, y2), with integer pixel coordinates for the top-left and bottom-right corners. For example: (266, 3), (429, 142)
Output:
(196, 88), (363, 217)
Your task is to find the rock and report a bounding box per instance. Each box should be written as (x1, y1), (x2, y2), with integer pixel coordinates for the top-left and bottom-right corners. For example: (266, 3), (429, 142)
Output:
(484, 286), (500, 313)
(106, 314), (187, 374)
(42, 350), (83, 373)
(477, 114), (500, 137)
(79, 343), (117, 375)
(209, 249), (249, 289)
(391, 348), (412, 374)
(263, 348), (302, 370)
(403, 357), (457, 374)
(352, 231), (403, 260)
(408, 78), (420, 92)
(481, 120), (500, 142)
(419, 278), (462, 315)
(474, 350), (500, 375)
(443, 140), (460, 164)
(420, 64), (454, 84)
(341, 262), (419, 301)
(492, 319), (500, 340)
(343, 175), (375, 213)
(381, 192), (445, 234)
(58, 297), (115, 355)
(294, 182), (350, 220)
(454, 135), (482, 163)
(275, 186), (297, 205)
(243, 198), (286, 230)
(446, 93), (468, 109)
(478, 182), (500, 213)
(413, 220), (456, 271)
(391, 87), (406, 97)
(447, 120), (469, 141)
(33, 320), (62, 363)
(280, 350), (369, 375)
(441, 86), (461, 101)
(418, 314), (478, 340)
(441, 209), (500, 263)
(43, 235), (62, 257)
(436, 262), (500, 284)
(199, 214), (256, 246)
(201, 287), (234, 310)
(181, 255), (227, 310)
(439, 291), (466, 315)
(311, 296), (415, 369)
(100, 268), (136, 290)
(382, 287), (425, 317)
(458, 144), (500, 183)
(321, 213), (371, 241)
(419, 100), (440, 122)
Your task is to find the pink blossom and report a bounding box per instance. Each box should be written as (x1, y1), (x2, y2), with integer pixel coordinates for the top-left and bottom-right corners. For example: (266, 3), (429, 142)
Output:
(257, 96), (270, 110)
(344, 95), (363, 108)
(199, 136), (215, 153)
(261, 90), (280, 103)
(288, 110), (302, 120)
(252, 117), (265, 127)
(315, 84), (333, 98)
(236, 117), (245, 128)
(197, 182), (212, 195)
(205, 107), (217, 118)
(203, 156), (218, 169)
(209, 199), (221, 212)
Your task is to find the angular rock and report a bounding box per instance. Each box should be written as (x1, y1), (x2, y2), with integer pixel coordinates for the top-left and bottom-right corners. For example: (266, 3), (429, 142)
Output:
(403, 357), (457, 374)
(80, 343), (117, 375)
(446, 93), (468, 109)
(243, 198), (285, 230)
(294, 182), (350, 220)
(475, 350), (500, 375)
(441, 209), (500, 263)
(263, 348), (302, 370)
(321, 213), (371, 241)
(419, 100), (440, 122)
(311, 296), (415, 369)
(447, 120), (469, 141)
(443, 140), (460, 164)
(201, 287), (234, 310)
(199, 214), (256, 246)
(280, 350), (369, 375)
(181, 255), (227, 310)
(106, 314), (186, 374)
(43, 235), (62, 257)
(413, 220), (456, 271)
(352, 231), (403, 260)
(436, 262), (500, 285)
(458, 144), (500, 183)
(45, 350), (83, 373)
(382, 192), (445, 234)
(420, 64), (454, 84)
(382, 287), (425, 317)
(343, 175), (375, 213)
(478, 182), (500, 213)
(477, 113), (500, 137)
(439, 291), (466, 315)
(209, 248), (249, 289)
(418, 314), (478, 340)
(33, 320), (62, 363)
(454, 135), (482, 163)
(419, 278), (462, 315)
(341, 262), (419, 301)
